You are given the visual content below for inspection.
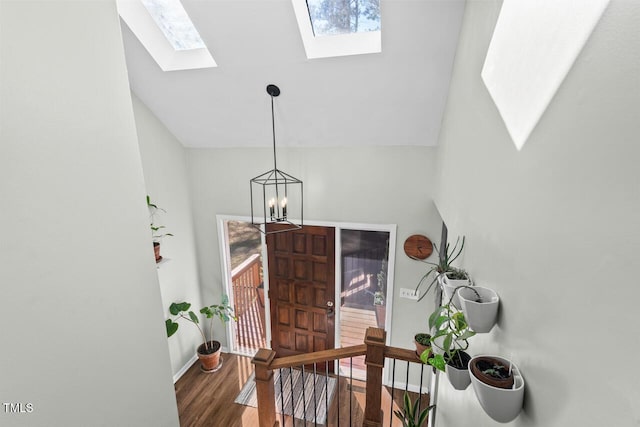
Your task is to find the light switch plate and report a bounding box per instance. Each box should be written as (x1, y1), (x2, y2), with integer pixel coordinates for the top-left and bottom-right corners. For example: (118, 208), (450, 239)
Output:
(400, 288), (419, 300)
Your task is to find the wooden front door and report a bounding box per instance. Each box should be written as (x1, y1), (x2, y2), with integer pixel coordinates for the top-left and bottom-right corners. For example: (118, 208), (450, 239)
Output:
(266, 224), (335, 361)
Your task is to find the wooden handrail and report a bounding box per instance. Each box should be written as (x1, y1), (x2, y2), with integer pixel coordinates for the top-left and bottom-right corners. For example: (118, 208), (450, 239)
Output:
(269, 344), (366, 370)
(231, 253), (261, 278)
(252, 327), (430, 427)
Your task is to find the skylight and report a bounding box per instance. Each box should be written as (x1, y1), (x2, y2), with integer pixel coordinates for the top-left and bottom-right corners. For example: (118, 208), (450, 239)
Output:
(306, 0), (380, 37)
(291, 0), (381, 59)
(117, 0), (216, 71)
(141, 0), (205, 51)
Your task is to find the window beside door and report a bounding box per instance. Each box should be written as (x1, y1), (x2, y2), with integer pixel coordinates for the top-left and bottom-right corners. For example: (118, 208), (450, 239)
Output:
(339, 229), (390, 379)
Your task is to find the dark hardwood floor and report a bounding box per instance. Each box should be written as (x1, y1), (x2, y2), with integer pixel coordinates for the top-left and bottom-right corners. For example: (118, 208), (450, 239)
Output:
(175, 353), (429, 427)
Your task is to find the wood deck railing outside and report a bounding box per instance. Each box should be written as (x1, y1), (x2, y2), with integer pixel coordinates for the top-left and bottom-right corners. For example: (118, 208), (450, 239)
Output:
(231, 253), (261, 317)
(252, 327), (434, 427)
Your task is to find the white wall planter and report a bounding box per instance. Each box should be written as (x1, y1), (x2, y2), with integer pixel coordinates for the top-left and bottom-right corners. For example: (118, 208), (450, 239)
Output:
(446, 351), (472, 390)
(442, 273), (470, 308)
(469, 355), (525, 423)
(458, 286), (499, 333)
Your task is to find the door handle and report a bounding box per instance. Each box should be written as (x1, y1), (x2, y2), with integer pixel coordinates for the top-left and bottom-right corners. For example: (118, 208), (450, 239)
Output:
(326, 301), (334, 317)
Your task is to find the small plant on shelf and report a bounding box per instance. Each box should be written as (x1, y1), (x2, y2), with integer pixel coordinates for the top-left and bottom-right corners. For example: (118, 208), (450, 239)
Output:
(414, 333), (432, 359)
(147, 195), (173, 262)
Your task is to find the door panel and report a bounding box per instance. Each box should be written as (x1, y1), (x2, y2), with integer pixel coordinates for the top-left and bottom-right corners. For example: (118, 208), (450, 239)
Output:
(267, 224), (335, 362)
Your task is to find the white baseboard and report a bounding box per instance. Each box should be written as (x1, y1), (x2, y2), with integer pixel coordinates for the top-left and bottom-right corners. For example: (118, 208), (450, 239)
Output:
(384, 379), (430, 395)
(173, 354), (198, 384)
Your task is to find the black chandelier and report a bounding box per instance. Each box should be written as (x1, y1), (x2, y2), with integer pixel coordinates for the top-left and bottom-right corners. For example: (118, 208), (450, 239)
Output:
(250, 84), (303, 234)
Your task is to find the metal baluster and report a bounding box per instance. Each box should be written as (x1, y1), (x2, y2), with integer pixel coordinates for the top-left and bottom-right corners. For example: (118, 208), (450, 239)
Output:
(313, 363), (318, 427)
(349, 357), (353, 427)
(325, 361), (329, 426)
(390, 358), (396, 427)
(301, 365), (306, 423)
(337, 359), (340, 427)
(417, 362), (425, 415)
(290, 367), (295, 427)
(279, 369), (285, 427)
(405, 361), (410, 395)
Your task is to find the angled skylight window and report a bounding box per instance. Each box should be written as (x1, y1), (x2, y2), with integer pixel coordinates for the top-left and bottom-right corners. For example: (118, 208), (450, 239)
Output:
(117, 0), (216, 71)
(306, 0), (380, 37)
(292, 0), (381, 59)
(141, 0), (205, 50)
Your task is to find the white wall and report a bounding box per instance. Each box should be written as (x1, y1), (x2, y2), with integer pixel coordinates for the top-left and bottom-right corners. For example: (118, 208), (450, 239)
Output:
(186, 146), (444, 353)
(0, 2), (179, 426)
(434, 1), (640, 426)
(132, 94), (203, 379)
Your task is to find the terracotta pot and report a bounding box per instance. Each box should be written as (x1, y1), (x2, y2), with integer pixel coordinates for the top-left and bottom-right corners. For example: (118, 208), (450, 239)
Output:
(469, 356), (514, 389)
(153, 242), (161, 262)
(197, 341), (222, 372)
(414, 334), (432, 359)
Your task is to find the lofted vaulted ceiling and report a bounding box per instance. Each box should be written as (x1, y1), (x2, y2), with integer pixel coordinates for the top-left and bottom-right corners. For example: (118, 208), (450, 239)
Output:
(119, 0), (466, 148)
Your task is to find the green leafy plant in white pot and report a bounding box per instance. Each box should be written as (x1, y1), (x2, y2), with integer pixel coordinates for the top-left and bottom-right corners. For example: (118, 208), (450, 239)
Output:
(166, 295), (236, 373)
(421, 300), (475, 390)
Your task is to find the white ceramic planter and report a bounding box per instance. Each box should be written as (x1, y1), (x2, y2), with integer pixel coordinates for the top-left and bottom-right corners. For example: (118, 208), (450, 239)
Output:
(446, 362), (471, 390)
(458, 286), (499, 333)
(442, 274), (470, 308)
(469, 355), (525, 423)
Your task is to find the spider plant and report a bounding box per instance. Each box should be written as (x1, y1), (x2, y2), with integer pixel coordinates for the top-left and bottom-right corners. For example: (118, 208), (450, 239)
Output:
(414, 236), (465, 302)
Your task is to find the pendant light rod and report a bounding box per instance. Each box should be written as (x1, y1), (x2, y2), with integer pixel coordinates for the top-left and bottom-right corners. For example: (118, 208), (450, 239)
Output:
(267, 84), (281, 213)
(267, 84), (280, 173)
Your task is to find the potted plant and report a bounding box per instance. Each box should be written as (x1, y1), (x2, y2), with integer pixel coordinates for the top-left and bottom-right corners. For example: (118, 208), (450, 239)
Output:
(393, 391), (435, 427)
(165, 295), (237, 373)
(442, 267), (471, 308)
(421, 302), (475, 390)
(414, 236), (465, 302)
(373, 290), (386, 329)
(147, 195), (173, 262)
(414, 333), (432, 359)
(458, 286), (500, 333)
(469, 355), (525, 423)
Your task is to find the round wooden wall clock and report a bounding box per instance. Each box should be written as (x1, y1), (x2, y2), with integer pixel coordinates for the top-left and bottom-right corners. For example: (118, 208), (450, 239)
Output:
(403, 234), (433, 260)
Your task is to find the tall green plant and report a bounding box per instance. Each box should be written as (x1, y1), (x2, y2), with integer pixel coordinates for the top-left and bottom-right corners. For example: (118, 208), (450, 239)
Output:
(147, 195), (173, 241)
(393, 392), (435, 427)
(414, 236), (465, 302)
(165, 295), (236, 354)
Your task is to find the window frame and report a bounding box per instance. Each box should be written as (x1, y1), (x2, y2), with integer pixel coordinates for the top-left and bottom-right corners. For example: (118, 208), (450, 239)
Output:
(291, 0), (382, 59)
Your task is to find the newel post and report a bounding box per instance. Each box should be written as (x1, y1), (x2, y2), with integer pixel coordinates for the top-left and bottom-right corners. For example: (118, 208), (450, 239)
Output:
(363, 327), (386, 427)
(252, 348), (278, 427)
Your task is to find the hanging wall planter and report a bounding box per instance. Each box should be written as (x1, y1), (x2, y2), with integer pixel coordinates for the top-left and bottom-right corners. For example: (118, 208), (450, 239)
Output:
(469, 355), (525, 423)
(445, 351), (472, 390)
(458, 286), (499, 333)
(442, 268), (471, 308)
